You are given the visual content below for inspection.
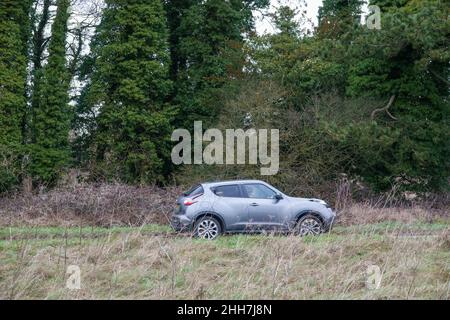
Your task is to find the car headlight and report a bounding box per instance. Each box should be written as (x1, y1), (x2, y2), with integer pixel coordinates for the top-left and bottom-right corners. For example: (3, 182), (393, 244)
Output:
(309, 198), (329, 206)
(318, 199), (333, 209)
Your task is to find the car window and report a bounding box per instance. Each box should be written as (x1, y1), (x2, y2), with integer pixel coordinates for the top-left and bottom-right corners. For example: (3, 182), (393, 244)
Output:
(213, 185), (241, 198)
(243, 184), (276, 199)
(185, 185), (204, 197)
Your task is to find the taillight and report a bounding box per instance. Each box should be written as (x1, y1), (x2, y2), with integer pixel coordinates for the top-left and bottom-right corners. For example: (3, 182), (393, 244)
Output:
(183, 193), (203, 206)
(183, 199), (196, 206)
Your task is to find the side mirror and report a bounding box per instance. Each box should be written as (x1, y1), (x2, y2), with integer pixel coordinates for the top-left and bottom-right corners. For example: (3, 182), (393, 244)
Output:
(274, 194), (283, 201)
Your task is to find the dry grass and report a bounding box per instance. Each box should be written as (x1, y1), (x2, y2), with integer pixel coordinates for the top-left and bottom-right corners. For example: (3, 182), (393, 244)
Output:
(0, 183), (183, 227)
(337, 204), (448, 226)
(0, 183), (448, 300)
(0, 223), (448, 300)
(0, 183), (448, 228)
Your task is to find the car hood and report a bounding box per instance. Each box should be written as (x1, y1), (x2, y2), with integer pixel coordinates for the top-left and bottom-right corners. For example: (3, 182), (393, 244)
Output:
(289, 197), (328, 206)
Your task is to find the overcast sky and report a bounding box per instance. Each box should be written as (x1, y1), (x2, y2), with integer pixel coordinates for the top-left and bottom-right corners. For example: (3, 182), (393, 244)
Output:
(255, 0), (370, 35)
(255, 0), (324, 35)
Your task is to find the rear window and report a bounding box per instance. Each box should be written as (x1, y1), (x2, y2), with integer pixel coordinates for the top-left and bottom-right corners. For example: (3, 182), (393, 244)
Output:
(185, 185), (204, 197)
(213, 185), (241, 198)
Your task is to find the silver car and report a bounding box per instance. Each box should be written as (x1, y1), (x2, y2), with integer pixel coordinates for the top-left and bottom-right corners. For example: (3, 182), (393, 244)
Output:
(171, 180), (336, 240)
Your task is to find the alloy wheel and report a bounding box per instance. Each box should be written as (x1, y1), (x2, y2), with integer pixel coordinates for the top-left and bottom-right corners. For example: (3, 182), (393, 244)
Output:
(196, 219), (220, 240)
(298, 217), (323, 236)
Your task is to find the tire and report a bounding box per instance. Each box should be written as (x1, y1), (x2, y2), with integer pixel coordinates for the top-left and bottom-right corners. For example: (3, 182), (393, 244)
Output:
(295, 214), (324, 237)
(194, 216), (222, 240)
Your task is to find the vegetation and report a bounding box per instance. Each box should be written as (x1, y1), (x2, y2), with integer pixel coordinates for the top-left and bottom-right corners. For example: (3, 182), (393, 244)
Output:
(0, 221), (448, 299)
(246, 0), (450, 193)
(0, 0), (448, 196)
(0, 0), (448, 301)
(30, 0), (71, 185)
(0, 182), (447, 299)
(80, 0), (174, 184)
(0, 183), (447, 227)
(0, 0), (31, 191)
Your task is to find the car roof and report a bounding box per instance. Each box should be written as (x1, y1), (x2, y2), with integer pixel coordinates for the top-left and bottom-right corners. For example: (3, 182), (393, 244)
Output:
(202, 180), (267, 187)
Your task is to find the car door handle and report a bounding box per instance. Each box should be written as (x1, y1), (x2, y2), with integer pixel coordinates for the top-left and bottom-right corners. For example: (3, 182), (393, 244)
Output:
(250, 203), (259, 207)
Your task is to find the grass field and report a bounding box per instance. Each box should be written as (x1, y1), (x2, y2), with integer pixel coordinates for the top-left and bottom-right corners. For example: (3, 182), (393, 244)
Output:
(0, 221), (448, 300)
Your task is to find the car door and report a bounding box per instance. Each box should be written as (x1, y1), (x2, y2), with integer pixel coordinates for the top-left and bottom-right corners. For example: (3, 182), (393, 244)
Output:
(210, 184), (248, 231)
(241, 183), (287, 230)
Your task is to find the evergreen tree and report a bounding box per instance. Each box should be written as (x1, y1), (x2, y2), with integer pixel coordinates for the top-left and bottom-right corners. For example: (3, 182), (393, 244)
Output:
(165, 0), (197, 83)
(28, 0), (52, 146)
(271, 5), (301, 37)
(29, 0), (71, 185)
(250, 0), (449, 192)
(340, 0), (450, 190)
(318, 0), (364, 38)
(168, 0), (269, 126)
(84, 0), (174, 183)
(370, 0), (410, 11)
(0, 0), (31, 191)
(249, 5), (347, 103)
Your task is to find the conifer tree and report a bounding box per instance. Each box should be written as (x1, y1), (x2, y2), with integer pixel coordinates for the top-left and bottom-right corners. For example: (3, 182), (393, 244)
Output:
(318, 0), (364, 38)
(0, 0), (31, 191)
(167, 0), (270, 126)
(30, 0), (71, 185)
(84, 0), (174, 183)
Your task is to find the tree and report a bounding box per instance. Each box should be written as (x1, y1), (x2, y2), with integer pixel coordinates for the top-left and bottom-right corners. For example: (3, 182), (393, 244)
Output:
(164, 0), (197, 83)
(339, 0), (450, 190)
(29, 0), (72, 185)
(0, 0), (31, 191)
(370, 0), (410, 11)
(28, 0), (52, 146)
(168, 0), (270, 127)
(249, 0), (449, 192)
(83, 0), (174, 183)
(249, 5), (347, 104)
(317, 0), (364, 38)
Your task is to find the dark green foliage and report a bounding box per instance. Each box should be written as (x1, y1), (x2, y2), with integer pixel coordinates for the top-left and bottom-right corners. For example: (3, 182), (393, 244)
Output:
(370, 0), (410, 10)
(29, 0), (71, 185)
(247, 1), (449, 192)
(164, 0), (197, 82)
(318, 0), (364, 20)
(167, 0), (269, 127)
(84, 0), (174, 183)
(0, 0), (31, 191)
(28, 0), (52, 151)
(1, 0), (448, 196)
(248, 6), (347, 103)
(317, 0), (364, 38)
(340, 0), (450, 191)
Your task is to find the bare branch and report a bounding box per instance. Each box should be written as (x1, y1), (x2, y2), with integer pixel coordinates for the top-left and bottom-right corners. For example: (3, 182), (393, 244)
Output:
(429, 69), (450, 86)
(371, 95), (397, 121)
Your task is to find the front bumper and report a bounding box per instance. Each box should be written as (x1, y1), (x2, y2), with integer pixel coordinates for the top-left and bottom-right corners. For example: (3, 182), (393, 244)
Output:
(323, 211), (336, 232)
(170, 215), (193, 232)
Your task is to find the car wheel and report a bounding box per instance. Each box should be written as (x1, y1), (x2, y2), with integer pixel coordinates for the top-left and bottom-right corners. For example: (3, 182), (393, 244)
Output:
(195, 216), (222, 240)
(295, 214), (324, 236)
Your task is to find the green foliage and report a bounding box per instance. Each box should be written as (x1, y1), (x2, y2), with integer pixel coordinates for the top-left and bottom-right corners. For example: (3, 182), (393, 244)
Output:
(248, 7), (348, 103)
(84, 0), (174, 184)
(341, 0), (450, 190)
(176, 80), (354, 198)
(271, 5), (301, 37)
(29, 0), (71, 186)
(317, 0), (364, 38)
(0, 0), (31, 191)
(168, 0), (269, 127)
(247, 0), (449, 192)
(0, 0), (448, 196)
